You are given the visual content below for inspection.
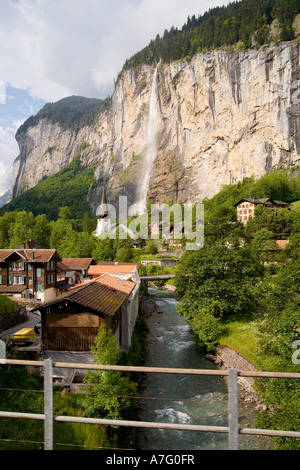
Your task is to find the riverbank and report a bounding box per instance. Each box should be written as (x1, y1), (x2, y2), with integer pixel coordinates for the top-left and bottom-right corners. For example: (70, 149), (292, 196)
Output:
(146, 285), (265, 408)
(138, 288), (272, 450)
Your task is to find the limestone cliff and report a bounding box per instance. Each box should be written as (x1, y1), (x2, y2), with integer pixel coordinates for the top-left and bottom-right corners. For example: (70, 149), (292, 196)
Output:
(9, 42), (300, 214)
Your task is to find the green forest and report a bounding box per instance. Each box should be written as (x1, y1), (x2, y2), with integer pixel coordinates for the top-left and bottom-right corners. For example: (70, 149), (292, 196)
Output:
(0, 152), (97, 223)
(16, 95), (107, 137)
(122, 0), (300, 71)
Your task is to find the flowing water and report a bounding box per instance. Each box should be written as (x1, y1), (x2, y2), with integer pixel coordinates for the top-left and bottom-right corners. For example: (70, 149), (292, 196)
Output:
(131, 65), (159, 216)
(137, 288), (271, 451)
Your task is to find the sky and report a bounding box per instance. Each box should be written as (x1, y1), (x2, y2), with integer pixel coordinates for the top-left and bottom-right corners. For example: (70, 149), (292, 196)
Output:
(0, 0), (231, 197)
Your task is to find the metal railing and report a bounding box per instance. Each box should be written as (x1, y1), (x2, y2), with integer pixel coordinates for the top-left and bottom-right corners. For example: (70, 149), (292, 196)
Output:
(0, 358), (300, 450)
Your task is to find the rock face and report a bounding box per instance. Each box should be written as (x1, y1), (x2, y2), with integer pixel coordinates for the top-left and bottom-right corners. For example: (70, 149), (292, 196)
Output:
(9, 42), (300, 213)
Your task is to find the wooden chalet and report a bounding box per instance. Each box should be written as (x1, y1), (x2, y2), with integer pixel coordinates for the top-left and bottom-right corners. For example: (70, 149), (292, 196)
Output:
(0, 241), (62, 302)
(33, 274), (139, 353)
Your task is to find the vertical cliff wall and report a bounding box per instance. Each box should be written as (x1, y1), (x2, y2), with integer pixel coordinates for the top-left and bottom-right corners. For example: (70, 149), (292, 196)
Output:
(10, 42), (300, 213)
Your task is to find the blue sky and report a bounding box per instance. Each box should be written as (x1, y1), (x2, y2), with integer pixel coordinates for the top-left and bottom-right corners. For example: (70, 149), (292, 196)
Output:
(0, 0), (231, 197)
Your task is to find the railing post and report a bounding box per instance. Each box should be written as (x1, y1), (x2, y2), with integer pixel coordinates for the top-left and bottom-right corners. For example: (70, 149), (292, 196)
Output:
(228, 368), (239, 450)
(44, 358), (53, 450)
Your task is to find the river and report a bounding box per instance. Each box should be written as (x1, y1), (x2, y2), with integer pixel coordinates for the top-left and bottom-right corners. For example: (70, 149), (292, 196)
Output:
(137, 288), (271, 451)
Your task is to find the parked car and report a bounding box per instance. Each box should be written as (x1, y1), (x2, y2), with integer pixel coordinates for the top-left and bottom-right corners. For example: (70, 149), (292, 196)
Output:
(12, 328), (36, 346)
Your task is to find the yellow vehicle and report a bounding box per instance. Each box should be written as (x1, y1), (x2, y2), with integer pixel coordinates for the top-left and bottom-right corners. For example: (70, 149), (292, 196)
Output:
(12, 328), (36, 346)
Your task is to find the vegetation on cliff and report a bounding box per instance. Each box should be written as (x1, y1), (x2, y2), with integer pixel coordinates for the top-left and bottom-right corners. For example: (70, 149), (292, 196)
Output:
(16, 96), (105, 137)
(122, 0), (300, 71)
(0, 154), (97, 222)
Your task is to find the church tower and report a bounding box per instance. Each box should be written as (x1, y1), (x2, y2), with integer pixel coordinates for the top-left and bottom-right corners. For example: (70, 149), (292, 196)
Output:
(95, 188), (109, 236)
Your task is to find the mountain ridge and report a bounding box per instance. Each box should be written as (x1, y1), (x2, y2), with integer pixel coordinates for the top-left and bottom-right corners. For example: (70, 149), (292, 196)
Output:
(4, 1), (300, 216)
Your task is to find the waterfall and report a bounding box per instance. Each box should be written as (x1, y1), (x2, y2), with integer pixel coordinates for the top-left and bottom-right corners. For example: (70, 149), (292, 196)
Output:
(130, 65), (159, 216)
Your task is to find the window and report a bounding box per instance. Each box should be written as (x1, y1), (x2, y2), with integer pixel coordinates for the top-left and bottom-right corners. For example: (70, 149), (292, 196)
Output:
(36, 268), (42, 278)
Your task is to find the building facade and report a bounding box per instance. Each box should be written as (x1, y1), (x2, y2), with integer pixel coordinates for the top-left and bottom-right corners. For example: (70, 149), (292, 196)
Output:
(234, 198), (290, 224)
(0, 242), (62, 302)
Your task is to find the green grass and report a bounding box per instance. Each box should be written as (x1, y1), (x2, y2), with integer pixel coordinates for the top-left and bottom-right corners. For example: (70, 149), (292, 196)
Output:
(0, 366), (109, 450)
(291, 200), (300, 211)
(0, 295), (18, 315)
(218, 319), (262, 366)
(218, 318), (288, 372)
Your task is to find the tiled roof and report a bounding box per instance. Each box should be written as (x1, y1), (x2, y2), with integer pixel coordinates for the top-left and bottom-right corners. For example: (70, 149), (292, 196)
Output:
(69, 282), (129, 316)
(0, 248), (60, 263)
(0, 250), (17, 262)
(96, 274), (136, 294)
(69, 274), (136, 295)
(59, 258), (95, 271)
(276, 240), (290, 249)
(234, 198), (290, 207)
(0, 285), (27, 293)
(19, 249), (61, 263)
(88, 263), (139, 276)
(38, 278), (131, 316)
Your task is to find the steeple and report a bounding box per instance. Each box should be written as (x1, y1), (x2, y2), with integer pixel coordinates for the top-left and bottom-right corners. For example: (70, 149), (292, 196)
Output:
(96, 188), (108, 219)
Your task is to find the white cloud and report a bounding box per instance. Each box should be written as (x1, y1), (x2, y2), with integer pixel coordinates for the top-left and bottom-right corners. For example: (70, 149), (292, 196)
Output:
(0, 123), (20, 194)
(1, 0), (230, 101)
(0, 0), (230, 196)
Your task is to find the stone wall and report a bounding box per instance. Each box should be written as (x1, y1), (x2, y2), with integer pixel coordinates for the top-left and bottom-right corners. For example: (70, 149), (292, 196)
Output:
(207, 344), (262, 407)
(0, 306), (27, 331)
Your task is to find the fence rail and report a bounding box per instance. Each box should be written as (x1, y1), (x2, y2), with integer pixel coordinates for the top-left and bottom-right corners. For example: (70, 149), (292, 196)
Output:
(0, 358), (300, 450)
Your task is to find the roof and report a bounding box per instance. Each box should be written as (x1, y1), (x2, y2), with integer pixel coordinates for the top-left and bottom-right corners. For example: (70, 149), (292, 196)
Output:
(36, 276), (133, 316)
(276, 240), (290, 249)
(58, 258), (95, 271)
(18, 249), (61, 263)
(96, 274), (136, 295)
(66, 282), (129, 316)
(0, 248), (61, 263)
(0, 250), (20, 262)
(69, 274), (136, 295)
(234, 198), (290, 207)
(88, 262), (141, 277)
(0, 285), (28, 293)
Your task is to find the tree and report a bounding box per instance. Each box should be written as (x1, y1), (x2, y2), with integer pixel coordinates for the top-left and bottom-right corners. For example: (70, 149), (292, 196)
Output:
(32, 214), (51, 247)
(187, 303), (222, 351)
(92, 237), (115, 263)
(175, 240), (263, 321)
(8, 211), (35, 248)
(58, 206), (72, 220)
(82, 212), (96, 233)
(49, 218), (75, 253)
(82, 326), (137, 420)
(115, 246), (133, 262)
(145, 239), (158, 255)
